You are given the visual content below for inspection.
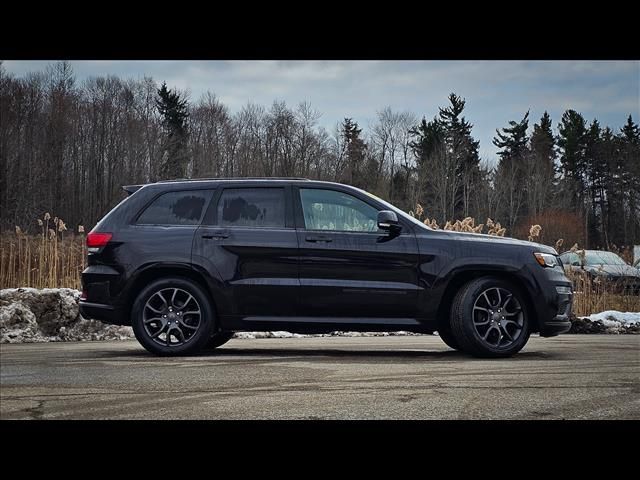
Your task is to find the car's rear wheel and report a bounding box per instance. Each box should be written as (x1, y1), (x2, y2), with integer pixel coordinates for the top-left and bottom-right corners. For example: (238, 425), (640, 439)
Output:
(204, 331), (235, 350)
(450, 277), (531, 358)
(131, 277), (215, 356)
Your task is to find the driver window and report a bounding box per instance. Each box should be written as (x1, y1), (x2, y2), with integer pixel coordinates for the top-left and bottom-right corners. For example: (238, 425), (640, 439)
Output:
(299, 188), (379, 232)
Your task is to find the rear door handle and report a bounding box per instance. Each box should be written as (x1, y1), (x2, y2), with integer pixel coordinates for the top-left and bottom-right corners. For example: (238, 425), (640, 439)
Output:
(202, 232), (229, 240)
(306, 235), (333, 243)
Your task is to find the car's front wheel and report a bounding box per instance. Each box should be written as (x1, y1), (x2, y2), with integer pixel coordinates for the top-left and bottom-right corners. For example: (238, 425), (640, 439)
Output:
(436, 323), (460, 351)
(131, 277), (215, 356)
(450, 277), (531, 358)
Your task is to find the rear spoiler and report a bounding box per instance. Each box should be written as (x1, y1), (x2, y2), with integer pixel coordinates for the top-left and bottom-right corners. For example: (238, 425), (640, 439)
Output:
(122, 185), (144, 195)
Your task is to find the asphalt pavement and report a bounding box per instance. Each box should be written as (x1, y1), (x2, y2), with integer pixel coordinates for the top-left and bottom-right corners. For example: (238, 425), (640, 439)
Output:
(1, 335), (638, 419)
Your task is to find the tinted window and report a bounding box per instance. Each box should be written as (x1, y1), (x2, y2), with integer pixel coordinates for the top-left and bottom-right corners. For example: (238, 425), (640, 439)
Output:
(137, 190), (210, 225)
(217, 188), (285, 228)
(299, 188), (378, 232)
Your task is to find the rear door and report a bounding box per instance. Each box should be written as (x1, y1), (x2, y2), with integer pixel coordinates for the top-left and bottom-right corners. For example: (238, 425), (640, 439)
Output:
(193, 185), (299, 318)
(294, 186), (421, 319)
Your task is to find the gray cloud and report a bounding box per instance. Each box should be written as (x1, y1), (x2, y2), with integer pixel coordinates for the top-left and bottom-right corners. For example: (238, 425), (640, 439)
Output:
(3, 60), (638, 163)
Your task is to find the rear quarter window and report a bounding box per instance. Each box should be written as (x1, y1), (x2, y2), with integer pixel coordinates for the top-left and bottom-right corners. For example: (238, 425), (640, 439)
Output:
(136, 190), (212, 225)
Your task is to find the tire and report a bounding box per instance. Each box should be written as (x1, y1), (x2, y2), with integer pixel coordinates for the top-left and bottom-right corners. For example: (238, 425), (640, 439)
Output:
(436, 323), (460, 351)
(204, 331), (234, 350)
(450, 276), (531, 358)
(131, 277), (216, 356)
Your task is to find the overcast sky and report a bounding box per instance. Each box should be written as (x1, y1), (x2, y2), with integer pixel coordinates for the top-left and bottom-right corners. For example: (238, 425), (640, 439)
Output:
(3, 60), (639, 164)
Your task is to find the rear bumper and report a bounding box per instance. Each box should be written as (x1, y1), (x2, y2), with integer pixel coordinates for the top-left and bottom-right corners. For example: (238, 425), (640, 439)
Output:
(79, 301), (127, 326)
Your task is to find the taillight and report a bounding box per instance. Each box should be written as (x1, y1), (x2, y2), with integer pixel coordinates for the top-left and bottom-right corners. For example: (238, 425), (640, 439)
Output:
(86, 232), (112, 252)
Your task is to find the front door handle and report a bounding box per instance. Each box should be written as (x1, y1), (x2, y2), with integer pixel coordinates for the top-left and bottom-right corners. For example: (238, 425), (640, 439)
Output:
(202, 232), (229, 240)
(306, 235), (333, 243)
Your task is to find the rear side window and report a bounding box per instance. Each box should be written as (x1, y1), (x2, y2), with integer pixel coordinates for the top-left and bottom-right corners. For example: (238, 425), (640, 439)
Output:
(137, 190), (211, 225)
(217, 188), (285, 228)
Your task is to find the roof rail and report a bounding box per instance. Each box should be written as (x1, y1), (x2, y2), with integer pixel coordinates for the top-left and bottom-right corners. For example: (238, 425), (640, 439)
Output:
(155, 177), (310, 183)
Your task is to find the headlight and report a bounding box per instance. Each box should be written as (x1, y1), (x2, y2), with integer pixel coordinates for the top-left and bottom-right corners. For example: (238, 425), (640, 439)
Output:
(555, 286), (572, 295)
(534, 252), (557, 268)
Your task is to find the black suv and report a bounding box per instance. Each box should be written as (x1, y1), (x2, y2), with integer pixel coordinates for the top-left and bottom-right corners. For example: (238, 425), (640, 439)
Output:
(79, 178), (573, 357)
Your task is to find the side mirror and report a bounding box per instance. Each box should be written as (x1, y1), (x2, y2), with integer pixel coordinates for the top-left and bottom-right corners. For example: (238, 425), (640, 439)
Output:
(377, 210), (401, 232)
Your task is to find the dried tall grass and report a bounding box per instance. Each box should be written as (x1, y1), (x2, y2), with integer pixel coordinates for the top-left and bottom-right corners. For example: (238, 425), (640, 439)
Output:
(0, 214), (86, 290)
(566, 268), (640, 316)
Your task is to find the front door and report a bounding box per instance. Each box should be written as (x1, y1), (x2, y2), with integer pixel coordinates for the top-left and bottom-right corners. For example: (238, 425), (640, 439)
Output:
(294, 187), (421, 319)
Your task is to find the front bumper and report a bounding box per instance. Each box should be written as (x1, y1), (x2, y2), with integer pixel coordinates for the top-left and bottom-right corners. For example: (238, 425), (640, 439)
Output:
(540, 319), (572, 336)
(528, 263), (574, 336)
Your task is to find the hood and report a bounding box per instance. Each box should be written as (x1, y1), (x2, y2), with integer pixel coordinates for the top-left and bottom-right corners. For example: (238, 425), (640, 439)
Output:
(423, 229), (557, 254)
(584, 264), (640, 277)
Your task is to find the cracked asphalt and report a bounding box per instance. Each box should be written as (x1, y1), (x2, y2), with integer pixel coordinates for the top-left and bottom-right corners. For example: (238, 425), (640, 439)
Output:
(1, 335), (638, 419)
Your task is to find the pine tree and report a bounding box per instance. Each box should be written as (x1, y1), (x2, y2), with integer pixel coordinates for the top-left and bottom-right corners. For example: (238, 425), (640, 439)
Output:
(493, 111), (530, 229)
(557, 109), (587, 209)
(493, 110), (530, 161)
(528, 111), (556, 215)
(409, 94), (480, 221)
(339, 118), (368, 188)
(584, 119), (605, 246)
(409, 117), (445, 167)
(156, 82), (190, 180)
(438, 94), (480, 218)
(617, 115), (640, 244)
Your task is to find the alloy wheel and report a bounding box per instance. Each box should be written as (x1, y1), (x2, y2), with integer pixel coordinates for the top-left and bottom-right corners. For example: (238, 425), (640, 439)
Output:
(472, 287), (524, 349)
(143, 288), (202, 347)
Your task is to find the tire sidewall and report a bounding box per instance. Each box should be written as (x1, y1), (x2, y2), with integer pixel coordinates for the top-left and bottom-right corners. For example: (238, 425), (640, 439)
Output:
(131, 277), (215, 356)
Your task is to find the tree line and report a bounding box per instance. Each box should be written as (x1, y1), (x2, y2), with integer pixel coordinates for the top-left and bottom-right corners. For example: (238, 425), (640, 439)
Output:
(1, 61), (638, 250)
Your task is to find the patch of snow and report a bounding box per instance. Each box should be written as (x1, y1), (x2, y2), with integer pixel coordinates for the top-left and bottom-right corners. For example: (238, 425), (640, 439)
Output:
(586, 311), (640, 326)
(1, 287), (134, 343)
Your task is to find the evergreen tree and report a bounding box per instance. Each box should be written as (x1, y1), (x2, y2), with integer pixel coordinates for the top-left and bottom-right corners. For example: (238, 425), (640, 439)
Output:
(339, 118), (368, 188)
(409, 117), (445, 167)
(409, 94), (480, 220)
(616, 115), (640, 244)
(528, 111), (556, 215)
(156, 82), (190, 179)
(492, 111), (530, 229)
(584, 119), (605, 246)
(493, 110), (530, 161)
(557, 109), (587, 209)
(438, 94), (480, 218)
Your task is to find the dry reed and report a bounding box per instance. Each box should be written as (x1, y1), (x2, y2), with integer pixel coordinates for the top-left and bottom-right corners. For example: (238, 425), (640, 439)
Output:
(0, 214), (86, 290)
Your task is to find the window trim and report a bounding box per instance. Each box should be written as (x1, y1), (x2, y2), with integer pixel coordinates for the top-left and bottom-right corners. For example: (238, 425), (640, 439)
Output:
(202, 185), (293, 229)
(133, 189), (215, 227)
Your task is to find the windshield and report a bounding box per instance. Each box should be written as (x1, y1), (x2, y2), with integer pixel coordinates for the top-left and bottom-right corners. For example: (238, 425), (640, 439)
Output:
(584, 251), (628, 266)
(355, 187), (430, 231)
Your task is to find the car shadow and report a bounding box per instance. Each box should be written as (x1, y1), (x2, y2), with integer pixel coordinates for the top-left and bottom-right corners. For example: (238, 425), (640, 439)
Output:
(96, 346), (552, 360)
